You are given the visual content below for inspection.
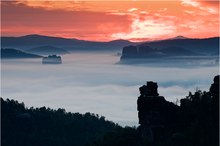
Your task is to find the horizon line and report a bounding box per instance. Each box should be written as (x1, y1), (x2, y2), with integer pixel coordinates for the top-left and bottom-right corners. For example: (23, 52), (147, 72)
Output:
(1, 34), (220, 43)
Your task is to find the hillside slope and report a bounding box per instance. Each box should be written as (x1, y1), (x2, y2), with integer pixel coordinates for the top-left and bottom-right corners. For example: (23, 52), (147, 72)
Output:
(1, 48), (42, 59)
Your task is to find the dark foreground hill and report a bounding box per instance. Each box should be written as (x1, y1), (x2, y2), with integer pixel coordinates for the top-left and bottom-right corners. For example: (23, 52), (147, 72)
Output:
(90, 75), (219, 146)
(1, 48), (42, 59)
(1, 76), (219, 146)
(1, 98), (121, 146)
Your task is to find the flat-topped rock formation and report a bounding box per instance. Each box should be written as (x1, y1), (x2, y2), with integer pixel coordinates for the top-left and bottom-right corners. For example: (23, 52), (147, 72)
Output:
(137, 81), (179, 141)
(137, 76), (219, 144)
(42, 55), (62, 64)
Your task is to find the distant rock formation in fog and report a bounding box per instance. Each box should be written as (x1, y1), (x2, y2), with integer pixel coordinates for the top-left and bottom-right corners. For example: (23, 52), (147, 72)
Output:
(42, 55), (62, 64)
(120, 45), (195, 61)
(120, 37), (219, 61)
(121, 46), (138, 59)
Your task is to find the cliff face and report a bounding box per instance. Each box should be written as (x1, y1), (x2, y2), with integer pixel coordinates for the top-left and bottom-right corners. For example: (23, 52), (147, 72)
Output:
(137, 81), (179, 141)
(210, 75), (219, 99)
(121, 46), (138, 59)
(120, 45), (161, 60)
(137, 76), (219, 144)
(209, 75), (219, 124)
(120, 37), (219, 61)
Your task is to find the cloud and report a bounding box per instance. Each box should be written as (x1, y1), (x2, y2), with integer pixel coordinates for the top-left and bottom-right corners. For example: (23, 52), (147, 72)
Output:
(184, 10), (194, 14)
(15, 0), (94, 12)
(111, 14), (176, 41)
(181, 0), (219, 14)
(127, 8), (138, 12)
(1, 1), (132, 41)
(140, 11), (148, 14)
(108, 12), (128, 16)
(1, 53), (218, 126)
(1, 0), (219, 41)
(181, 0), (199, 7)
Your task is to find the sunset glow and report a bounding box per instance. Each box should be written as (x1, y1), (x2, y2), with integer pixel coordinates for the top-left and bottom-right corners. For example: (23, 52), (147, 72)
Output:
(1, 0), (219, 41)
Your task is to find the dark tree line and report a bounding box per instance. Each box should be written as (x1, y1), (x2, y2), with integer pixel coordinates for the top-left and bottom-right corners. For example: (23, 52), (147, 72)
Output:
(1, 98), (121, 146)
(1, 76), (219, 146)
(88, 89), (219, 146)
(89, 76), (219, 146)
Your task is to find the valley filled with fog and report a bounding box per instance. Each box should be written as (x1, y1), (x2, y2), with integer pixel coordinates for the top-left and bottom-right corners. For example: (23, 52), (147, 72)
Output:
(1, 53), (218, 126)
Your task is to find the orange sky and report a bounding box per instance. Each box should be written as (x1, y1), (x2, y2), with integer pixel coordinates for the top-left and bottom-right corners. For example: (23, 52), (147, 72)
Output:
(1, 0), (219, 41)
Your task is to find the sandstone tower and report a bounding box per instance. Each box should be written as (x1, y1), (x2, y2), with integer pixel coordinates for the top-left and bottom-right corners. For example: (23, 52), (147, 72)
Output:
(137, 81), (179, 142)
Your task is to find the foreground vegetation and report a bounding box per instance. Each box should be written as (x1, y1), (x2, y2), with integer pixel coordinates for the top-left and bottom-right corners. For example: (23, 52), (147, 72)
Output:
(89, 90), (219, 146)
(1, 98), (121, 146)
(1, 80), (219, 146)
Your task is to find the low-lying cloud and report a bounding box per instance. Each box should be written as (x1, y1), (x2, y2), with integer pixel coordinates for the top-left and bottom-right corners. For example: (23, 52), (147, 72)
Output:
(1, 53), (218, 126)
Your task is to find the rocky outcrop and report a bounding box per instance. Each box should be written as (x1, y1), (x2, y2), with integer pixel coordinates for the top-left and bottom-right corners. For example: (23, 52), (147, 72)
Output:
(210, 75), (219, 123)
(120, 45), (159, 60)
(137, 81), (179, 141)
(42, 55), (62, 64)
(120, 45), (138, 59)
(137, 76), (219, 144)
(210, 75), (219, 98)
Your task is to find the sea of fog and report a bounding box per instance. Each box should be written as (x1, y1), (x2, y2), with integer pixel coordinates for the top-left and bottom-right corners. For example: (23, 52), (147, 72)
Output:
(1, 53), (219, 126)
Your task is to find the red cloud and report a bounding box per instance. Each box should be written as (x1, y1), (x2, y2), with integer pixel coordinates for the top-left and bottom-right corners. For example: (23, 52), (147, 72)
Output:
(1, 2), (132, 41)
(1, 1), (219, 41)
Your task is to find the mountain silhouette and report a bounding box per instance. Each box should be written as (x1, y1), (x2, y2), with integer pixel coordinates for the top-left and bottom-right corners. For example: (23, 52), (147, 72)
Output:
(26, 45), (69, 55)
(120, 37), (219, 62)
(168, 35), (189, 40)
(1, 34), (134, 52)
(138, 37), (219, 55)
(1, 48), (42, 59)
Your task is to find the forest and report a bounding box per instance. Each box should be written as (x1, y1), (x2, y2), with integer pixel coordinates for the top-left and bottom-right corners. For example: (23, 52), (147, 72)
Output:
(1, 75), (219, 146)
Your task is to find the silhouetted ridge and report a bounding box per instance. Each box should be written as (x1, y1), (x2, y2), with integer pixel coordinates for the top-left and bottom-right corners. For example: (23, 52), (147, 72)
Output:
(1, 48), (42, 58)
(135, 75), (219, 146)
(168, 35), (189, 40)
(2, 76), (219, 146)
(137, 81), (179, 142)
(120, 37), (219, 62)
(1, 98), (121, 146)
(26, 45), (69, 55)
(210, 75), (219, 97)
(1, 34), (134, 52)
(89, 75), (219, 146)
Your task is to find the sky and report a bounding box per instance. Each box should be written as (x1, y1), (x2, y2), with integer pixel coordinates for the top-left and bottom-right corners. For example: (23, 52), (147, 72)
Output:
(1, 0), (219, 41)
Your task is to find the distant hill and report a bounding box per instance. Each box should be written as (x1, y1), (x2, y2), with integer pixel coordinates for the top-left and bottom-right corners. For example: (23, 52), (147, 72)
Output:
(168, 35), (189, 40)
(1, 34), (83, 47)
(26, 45), (69, 55)
(159, 46), (196, 56)
(1, 34), (134, 52)
(138, 37), (219, 55)
(1, 48), (42, 59)
(2, 34), (218, 54)
(121, 37), (219, 60)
